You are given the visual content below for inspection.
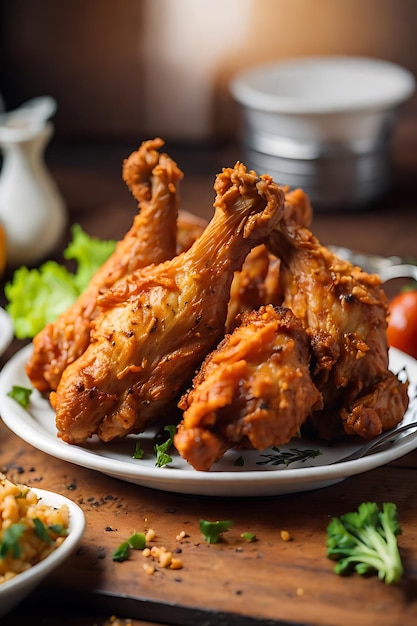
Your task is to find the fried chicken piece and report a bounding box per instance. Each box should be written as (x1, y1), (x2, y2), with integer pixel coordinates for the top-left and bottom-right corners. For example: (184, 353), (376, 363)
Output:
(175, 305), (322, 471)
(51, 163), (285, 444)
(225, 187), (312, 330)
(267, 222), (409, 440)
(226, 245), (282, 332)
(281, 186), (313, 228)
(176, 210), (207, 253)
(26, 138), (183, 393)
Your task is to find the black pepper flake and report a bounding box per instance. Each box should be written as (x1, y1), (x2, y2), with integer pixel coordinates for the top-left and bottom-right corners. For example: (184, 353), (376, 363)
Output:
(104, 494), (116, 501)
(66, 481), (77, 491)
(105, 526), (116, 532)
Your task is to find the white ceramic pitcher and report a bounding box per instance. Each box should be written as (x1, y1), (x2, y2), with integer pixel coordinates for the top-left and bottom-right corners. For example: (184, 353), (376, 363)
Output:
(0, 97), (66, 267)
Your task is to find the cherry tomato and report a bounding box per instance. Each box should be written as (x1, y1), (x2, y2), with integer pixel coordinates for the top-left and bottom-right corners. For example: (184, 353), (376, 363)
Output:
(387, 289), (417, 360)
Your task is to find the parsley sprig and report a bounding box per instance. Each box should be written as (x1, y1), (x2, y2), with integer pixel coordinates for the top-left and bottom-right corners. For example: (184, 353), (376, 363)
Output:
(112, 532), (146, 562)
(154, 425), (176, 468)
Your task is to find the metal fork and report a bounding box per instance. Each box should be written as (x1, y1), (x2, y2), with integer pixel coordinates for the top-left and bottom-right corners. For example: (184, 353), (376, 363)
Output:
(331, 422), (417, 464)
(327, 246), (417, 283)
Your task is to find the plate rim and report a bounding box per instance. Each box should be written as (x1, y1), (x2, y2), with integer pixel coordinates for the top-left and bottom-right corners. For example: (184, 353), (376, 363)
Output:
(0, 307), (13, 357)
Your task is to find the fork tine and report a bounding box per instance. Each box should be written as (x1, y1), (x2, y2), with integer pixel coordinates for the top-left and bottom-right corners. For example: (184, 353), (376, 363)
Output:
(332, 422), (417, 464)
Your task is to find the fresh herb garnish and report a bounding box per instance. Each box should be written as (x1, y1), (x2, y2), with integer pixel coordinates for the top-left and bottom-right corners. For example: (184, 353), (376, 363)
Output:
(7, 385), (32, 408)
(133, 440), (144, 459)
(0, 523), (26, 559)
(48, 524), (68, 537)
(326, 502), (403, 584)
(154, 425), (176, 468)
(241, 532), (257, 542)
(234, 455), (244, 467)
(112, 532), (146, 562)
(199, 519), (234, 544)
(257, 447), (322, 466)
(33, 518), (53, 544)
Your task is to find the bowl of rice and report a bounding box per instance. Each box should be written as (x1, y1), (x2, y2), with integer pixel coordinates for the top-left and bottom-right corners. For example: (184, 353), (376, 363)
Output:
(0, 473), (85, 617)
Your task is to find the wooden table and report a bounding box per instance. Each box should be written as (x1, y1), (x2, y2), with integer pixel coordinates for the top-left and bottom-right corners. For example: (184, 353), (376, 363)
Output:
(1, 136), (417, 626)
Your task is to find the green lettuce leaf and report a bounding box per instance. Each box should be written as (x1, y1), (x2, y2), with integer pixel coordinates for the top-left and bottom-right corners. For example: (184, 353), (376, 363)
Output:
(5, 224), (116, 339)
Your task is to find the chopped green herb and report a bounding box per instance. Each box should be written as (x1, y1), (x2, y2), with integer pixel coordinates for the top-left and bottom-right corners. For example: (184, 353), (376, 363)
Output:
(257, 447), (322, 467)
(241, 532), (257, 542)
(133, 440), (144, 459)
(112, 532), (146, 562)
(33, 518), (53, 544)
(128, 532), (146, 550)
(112, 541), (130, 562)
(154, 425), (176, 468)
(199, 519), (234, 544)
(48, 524), (68, 537)
(0, 523), (26, 559)
(7, 385), (32, 408)
(234, 456), (244, 467)
(326, 502), (404, 584)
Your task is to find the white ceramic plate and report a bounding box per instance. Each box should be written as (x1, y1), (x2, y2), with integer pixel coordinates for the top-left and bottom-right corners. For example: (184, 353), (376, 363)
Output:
(0, 486), (85, 617)
(0, 344), (416, 498)
(0, 307), (13, 358)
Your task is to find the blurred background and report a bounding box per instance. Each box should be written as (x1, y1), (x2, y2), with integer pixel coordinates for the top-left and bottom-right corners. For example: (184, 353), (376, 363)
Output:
(0, 0), (416, 259)
(1, 0), (416, 144)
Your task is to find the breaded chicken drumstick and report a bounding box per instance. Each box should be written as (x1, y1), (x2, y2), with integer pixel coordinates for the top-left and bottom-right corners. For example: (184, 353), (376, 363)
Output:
(26, 138), (183, 393)
(52, 163), (286, 444)
(175, 304), (322, 471)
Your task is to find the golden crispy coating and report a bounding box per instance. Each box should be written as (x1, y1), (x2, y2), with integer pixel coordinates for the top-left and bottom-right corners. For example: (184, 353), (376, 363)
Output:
(225, 187), (312, 331)
(267, 220), (409, 440)
(175, 305), (322, 471)
(26, 138), (183, 393)
(51, 163), (285, 444)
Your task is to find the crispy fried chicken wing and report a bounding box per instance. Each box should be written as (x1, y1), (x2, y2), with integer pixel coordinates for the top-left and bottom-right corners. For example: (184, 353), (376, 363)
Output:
(267, 221), (409, 440)
(225, 187), (312, 330)
(26, 138), (183, 393)
(51, 163), (285, 444)
(175, 304), (322, 471)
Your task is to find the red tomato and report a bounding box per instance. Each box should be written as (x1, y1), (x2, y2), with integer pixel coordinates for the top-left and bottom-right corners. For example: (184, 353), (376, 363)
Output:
(387, 289), (417, 360)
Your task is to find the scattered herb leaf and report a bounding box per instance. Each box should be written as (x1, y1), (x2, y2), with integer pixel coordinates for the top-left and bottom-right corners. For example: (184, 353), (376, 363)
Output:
(257, 447), (322, 466)
(199, 519), (234, 544)
(133, 440), (144, 459)
(241, 532), (257, 542)
(154, 425), (176, 468)
(33, 518), (53, 544)
(112, 532), (146, 562)
(234, 456), (244, 467)
(0, 523), (26, 559)
(112, 541), (130, 562)
(7, 385), (32, 408)
(48, 524), (68, 537)
(326, 502), (404, 584)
